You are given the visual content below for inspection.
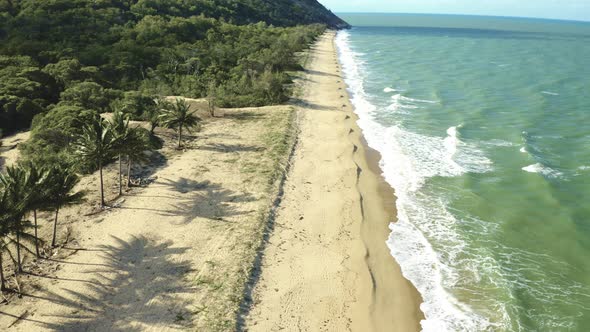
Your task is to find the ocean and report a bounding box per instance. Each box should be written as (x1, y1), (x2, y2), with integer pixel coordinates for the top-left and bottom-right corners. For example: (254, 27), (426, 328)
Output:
(335, 13), (590, 331)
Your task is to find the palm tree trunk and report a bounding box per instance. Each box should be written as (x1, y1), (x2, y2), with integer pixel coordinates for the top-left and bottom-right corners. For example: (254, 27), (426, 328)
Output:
(51, 206), (60, 247)
(16, 226), (22, 273)
(127, 156), (132, 188)
(118, 154), (123, 196)
(99, 160), (105, 208)
(0, 250), (5, 291)
(34, 210), (40, 258)
(178, 124), (183, 148)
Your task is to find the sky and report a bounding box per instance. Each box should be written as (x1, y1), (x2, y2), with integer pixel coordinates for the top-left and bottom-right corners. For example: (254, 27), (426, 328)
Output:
(318, 0), (590, 22)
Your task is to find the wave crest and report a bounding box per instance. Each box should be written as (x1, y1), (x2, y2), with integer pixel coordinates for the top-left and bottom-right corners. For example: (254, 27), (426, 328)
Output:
(522, 163), (563, 178)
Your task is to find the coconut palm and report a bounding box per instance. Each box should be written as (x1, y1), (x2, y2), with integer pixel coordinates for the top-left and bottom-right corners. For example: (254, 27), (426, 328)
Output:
(159, 98), (200, 148)
(146, 97), (170, 135)
(44, 166), (84, 247)
(125, 127), (152, 188)
(0, 187), (13, 289)
(109, 109), (131, 196)
(206, 82), (217, 117)
(0, 238), (8, 290)
(0, 166), (34, 272)
(21, 162), (49, 257)
(73, 116), (115, 208)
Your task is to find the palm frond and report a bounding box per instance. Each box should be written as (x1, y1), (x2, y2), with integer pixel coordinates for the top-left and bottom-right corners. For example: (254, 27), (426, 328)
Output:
(159, 98), (201, 131)
(72, 117), (117, 168)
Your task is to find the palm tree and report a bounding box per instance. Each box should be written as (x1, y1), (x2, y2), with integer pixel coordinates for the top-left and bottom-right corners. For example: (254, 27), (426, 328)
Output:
(207, 82), (217, 117)
(125, 127), (151, 188)
(0, 166), (34, 272)
(147, 97), (170, 135)
(0, 187), (14, 289)
(44, 166), (84, 247)
(0, 237), (8, 290)
(73, 116), (115, 208)
(21, 163), (49, 258)
(109, 109), (130, 196)
(159, 98), (200, 148)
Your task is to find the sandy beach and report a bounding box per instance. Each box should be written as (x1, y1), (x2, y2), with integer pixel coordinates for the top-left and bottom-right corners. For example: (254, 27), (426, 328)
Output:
(244, 31), (423, 331)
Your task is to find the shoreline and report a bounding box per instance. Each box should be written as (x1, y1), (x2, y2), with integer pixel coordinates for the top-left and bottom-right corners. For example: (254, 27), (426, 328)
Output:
(339, 37), (426, 329)
(245, 31), (423, 331)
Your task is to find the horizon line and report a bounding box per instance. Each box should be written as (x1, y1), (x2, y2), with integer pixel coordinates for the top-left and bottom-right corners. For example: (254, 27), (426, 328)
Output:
(333, 12), (590, 24)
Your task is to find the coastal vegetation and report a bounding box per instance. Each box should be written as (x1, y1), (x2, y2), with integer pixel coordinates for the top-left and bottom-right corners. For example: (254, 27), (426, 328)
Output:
(0, 0), (347, 136)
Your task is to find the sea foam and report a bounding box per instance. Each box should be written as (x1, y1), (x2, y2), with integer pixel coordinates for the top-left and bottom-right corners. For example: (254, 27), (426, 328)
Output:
(336, 30), (502, 332)
(522, 163), (563, 178)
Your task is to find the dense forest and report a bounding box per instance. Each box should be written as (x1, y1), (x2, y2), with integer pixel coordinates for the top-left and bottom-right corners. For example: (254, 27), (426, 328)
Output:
(0, 0), (349, 136)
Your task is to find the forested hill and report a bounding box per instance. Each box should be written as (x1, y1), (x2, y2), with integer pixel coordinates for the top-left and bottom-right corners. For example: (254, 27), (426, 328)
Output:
(0, 0), (349, 137)
(249, 0), (350, 28)
(0, 0), (348, 29)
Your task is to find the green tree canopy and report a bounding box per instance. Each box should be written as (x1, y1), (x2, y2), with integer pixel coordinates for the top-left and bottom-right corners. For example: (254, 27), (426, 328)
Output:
(59, 82), (121, 113)
(20, 105), (99, 167)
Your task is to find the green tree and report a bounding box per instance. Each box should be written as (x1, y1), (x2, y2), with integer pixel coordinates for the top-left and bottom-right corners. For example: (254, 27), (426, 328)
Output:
(206, 82), (218, 117)
(0, 166), (35, 272)
(59, 82), (120, 113)
(43, 59), (99, 88)
(159, 98), (200, 148)
(109, 108), (131, 196)
(146, 97), (170, 134)
(118, 91), (158, 120)
(73, 117), (115, 208)
(125, 127), (152, 188)
(0, 56), (57, 134)
(20, 162), (48, 257)
(44, 166), (84, 247)
(0, 185), (16, 289)
(20, 105), (98, 167)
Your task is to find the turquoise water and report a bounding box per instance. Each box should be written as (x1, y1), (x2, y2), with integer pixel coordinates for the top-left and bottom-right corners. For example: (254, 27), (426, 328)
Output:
(336, 14), (590, 331)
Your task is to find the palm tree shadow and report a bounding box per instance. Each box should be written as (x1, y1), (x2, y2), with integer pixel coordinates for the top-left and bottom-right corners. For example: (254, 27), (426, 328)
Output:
(16, 236), (195, 331)
(157, 177), (210, 194)
(157, 179), (257, 223)
(129, 150), (168, 183)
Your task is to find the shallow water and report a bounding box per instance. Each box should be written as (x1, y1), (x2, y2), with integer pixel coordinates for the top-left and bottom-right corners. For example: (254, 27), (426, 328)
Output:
(336, 13), (590, 331)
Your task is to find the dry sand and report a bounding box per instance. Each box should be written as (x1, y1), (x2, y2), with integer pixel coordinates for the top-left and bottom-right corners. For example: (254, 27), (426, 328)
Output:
(0, 106), (298, 331)
(0, 131), (30, 171)
(244, 32), (424, 331)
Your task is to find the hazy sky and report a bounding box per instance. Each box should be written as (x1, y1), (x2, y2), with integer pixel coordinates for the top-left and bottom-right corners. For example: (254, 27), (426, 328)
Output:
(318, 0), (590, 22)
